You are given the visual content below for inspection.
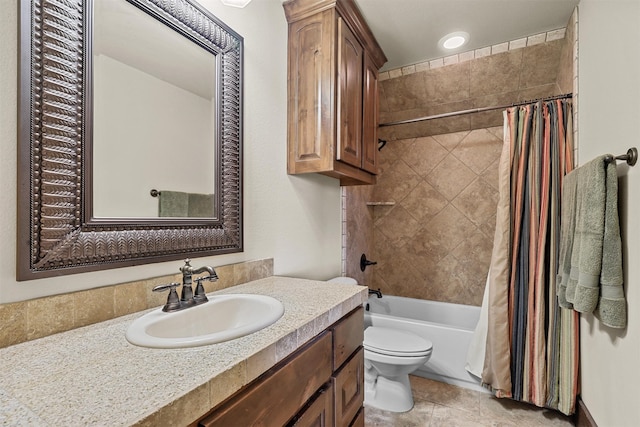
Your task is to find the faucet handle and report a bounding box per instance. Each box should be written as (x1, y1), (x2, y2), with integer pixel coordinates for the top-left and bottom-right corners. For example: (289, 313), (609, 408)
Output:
(152, 282), (180, 292)
(193, 278), (210, 304)
(152, 282), (181, 312)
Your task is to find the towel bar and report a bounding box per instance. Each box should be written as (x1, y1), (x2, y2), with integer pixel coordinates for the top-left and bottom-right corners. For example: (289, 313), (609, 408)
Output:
(150, 189), (160, 197)
(606, 147), (637, 166)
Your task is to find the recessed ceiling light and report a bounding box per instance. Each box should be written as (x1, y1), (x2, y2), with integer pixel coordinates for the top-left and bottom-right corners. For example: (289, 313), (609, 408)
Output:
(439, 31), (469, 50)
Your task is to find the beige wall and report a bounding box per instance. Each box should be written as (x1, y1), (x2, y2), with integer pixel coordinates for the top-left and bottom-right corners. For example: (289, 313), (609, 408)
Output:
(578, 1), (640, 425)
(0, 0), (342, 304)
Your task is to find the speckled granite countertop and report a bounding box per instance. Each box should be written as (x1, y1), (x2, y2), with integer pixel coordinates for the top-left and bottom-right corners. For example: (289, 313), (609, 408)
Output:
(0, 277), (367, 426)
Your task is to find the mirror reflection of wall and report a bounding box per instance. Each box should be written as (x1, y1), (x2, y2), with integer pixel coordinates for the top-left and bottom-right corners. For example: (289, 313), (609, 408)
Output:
(92, 0), (216, 218)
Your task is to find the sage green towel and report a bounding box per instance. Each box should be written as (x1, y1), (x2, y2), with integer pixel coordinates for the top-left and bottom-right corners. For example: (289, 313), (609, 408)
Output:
(558, 156), (626, 328)
(596, 161), (626, 328)
(557, 170), (578, 309)
(158, 191), (214, 218)
(187, 193), (214, 217)
(158, 191), (189, 217)
(563, 167), (585, 308)
(567, 156), (606, 313)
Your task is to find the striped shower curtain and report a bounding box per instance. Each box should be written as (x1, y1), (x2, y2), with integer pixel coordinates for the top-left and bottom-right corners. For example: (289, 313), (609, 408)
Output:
(481, 99), (579, 415)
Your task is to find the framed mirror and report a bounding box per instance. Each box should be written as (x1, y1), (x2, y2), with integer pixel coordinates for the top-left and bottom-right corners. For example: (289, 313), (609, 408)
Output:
(17, 0), (243, 280)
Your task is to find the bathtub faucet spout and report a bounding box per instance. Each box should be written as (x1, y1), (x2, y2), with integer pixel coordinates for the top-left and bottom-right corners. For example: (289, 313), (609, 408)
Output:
(368, 288), (383, 298)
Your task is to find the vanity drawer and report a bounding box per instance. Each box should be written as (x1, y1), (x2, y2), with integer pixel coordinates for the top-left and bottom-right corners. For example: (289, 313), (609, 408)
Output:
(332, 307), (364, 370)
(199, 332), (332, 427)
(332, 347), (364, 427)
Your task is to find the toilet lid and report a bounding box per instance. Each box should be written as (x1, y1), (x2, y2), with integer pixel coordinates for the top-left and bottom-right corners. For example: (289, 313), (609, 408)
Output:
(364, 326), (432, 357)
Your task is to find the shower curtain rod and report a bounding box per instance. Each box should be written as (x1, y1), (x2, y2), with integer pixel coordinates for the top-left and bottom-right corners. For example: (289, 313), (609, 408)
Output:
(378, 93), (573, 128)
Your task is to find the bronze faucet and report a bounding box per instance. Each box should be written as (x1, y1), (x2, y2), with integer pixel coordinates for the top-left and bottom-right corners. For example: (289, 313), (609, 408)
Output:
(368, 288), (383, 298)
(153, 259), (218, 312)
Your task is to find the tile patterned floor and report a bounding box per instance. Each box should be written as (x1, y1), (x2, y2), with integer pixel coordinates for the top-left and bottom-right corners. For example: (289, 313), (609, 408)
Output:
(365, 376), (575, 427)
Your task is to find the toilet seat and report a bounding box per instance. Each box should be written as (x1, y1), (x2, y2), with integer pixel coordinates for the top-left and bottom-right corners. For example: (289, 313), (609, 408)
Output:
(364, 326), (432, 357)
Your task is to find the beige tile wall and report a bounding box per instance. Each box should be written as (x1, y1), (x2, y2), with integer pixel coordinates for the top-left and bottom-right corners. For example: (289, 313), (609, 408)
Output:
(0, 258), (273, 349)
(557, 17), (575, 95)
(343, 20), (577, 306)
(342, 185), (375, 285)
(371, 128), (503, 305)
(378, 38), (567, 142)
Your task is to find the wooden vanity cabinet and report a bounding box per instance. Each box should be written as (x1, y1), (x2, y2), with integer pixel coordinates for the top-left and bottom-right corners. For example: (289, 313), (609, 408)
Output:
(284, 0), (386, 186)
(196, 307), (364, 427)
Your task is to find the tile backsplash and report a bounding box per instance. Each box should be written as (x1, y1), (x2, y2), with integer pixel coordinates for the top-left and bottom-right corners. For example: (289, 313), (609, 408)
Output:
(0, 258), (273, 349)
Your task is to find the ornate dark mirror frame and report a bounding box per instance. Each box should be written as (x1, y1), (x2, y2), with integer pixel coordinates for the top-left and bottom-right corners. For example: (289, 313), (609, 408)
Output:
(17, 0), (243, 280)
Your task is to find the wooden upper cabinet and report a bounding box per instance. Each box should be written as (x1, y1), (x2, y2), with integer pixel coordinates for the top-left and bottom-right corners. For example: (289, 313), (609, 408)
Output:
(362, 53), (379, 174)
(284, 0), (387, 186)
(336, 18), (363, 169)
(287, 10), (334, 175)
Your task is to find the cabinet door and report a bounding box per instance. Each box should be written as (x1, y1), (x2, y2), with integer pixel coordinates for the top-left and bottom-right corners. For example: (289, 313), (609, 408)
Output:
(287, 10), (335, 174)
(336, 18), (363, 169)
(349, 408), (364, 427)
(290, 384), (335, 427)
(332, 307), (364, 371)
(361, 53), (378, 174)
(332, 348), (364, 427)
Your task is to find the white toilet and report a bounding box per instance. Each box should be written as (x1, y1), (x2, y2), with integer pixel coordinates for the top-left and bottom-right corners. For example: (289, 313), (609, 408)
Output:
(363, 326), (432, 412)
(327, 277), (433, 413)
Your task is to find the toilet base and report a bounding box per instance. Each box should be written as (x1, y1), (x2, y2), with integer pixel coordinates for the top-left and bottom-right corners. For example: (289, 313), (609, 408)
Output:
(364, 368), (414, 413)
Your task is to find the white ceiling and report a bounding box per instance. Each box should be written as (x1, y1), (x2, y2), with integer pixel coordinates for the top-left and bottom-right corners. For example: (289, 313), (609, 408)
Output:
(353, 0), (580, 71)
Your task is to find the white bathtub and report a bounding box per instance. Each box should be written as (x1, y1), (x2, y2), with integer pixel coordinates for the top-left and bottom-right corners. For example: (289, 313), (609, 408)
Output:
(364, 295), (486, 392)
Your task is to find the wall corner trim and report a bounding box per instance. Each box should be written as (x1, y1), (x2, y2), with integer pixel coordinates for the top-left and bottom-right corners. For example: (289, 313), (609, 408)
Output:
(575, 396), (598, 427)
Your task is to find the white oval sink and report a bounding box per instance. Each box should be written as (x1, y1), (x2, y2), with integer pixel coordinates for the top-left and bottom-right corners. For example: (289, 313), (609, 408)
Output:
(126, 294), (284, 348)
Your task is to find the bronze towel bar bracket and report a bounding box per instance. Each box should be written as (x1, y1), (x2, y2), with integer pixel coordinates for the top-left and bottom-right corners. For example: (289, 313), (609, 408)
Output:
(606, 147), (637, 166)
(150, 189), (160, 197)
